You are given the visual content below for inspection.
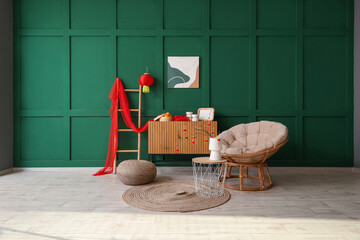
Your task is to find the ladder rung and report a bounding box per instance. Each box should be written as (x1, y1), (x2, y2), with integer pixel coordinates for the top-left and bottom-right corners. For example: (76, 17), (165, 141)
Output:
(125, 89), (140, 92)
(118, 129), (133, 132)
(118, 109), (139, 112)
(117, 150), (138, 153)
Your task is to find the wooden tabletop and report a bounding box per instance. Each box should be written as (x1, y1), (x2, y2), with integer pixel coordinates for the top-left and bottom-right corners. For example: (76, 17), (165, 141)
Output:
(192, 157), (227, 164)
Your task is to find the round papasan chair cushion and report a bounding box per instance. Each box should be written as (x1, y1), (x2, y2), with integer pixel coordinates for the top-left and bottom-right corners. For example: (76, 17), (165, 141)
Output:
(218, 121), (288, 155)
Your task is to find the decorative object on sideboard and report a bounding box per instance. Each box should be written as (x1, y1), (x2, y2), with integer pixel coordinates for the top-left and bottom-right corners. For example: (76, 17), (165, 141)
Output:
(186, 112), (193, 120)
(172, 115), (190, 121)
(154, 112), (190, 122)
(168, 56), (199, 88)
(153, 113), (164, 121)
(191, 114), (198, 122)
(160, 112), (172, 122)
(197, 107), (215, 121)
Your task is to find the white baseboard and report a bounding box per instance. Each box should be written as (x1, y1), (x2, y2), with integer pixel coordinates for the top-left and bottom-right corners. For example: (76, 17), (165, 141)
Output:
(14, 167), (101, 172)
(12, 166), (356, 173)
(0, 168), (14, 176)
(14, 166), (192, 172)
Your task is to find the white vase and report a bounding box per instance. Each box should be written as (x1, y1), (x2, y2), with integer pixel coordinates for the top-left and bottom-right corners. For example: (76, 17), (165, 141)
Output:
(209, 137), (222, 161)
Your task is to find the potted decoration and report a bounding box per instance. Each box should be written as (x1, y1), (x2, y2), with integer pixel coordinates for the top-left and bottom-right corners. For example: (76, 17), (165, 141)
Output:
(208, 137), (222, 161)
(187, 124), (221, 161)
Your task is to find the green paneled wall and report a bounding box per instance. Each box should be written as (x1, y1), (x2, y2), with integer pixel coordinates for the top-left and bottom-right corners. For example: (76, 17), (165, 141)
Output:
(14, 0), (354, 167)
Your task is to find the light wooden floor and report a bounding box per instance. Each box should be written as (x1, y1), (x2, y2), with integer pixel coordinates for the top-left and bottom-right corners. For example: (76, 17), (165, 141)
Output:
(0, 167), (360, 240)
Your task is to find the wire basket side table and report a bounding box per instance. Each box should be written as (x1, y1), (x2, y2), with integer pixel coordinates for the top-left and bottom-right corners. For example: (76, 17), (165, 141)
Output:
(192, 157), (227, 198)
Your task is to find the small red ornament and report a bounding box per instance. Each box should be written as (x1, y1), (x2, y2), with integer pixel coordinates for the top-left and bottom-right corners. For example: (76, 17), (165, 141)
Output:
(139, 73), (154, 93)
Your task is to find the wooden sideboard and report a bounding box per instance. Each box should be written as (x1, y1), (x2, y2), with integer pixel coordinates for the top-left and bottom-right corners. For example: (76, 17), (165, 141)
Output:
(148, 121), (217, 154)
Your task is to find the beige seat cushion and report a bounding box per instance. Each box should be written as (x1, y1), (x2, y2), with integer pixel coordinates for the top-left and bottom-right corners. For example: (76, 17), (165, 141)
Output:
(218, 121), (288, 155)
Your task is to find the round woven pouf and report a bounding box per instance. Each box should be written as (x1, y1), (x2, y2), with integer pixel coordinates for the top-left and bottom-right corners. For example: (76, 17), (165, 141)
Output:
(122, 180), (231, 212)
(117, 160), (156, 185)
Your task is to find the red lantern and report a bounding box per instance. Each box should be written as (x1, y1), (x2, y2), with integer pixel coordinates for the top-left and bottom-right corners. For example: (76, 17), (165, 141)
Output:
(139, 73), (154, 93)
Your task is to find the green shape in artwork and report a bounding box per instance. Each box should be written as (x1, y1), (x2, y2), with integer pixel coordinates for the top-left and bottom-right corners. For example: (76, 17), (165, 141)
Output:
(167, 63), (190, 88)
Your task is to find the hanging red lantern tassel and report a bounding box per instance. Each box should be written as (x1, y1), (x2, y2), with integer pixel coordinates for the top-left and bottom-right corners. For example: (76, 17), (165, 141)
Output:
(139, 73), (154, 93)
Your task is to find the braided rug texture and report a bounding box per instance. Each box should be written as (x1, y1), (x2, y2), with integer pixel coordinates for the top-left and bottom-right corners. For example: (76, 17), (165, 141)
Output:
(122, 180), (231, 212)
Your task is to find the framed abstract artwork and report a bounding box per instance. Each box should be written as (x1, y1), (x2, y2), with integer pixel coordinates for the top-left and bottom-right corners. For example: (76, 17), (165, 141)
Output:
(167, 56), (199, 88)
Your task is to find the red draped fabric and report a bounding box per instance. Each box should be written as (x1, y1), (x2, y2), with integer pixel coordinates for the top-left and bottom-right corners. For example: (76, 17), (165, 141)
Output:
(93, 78), (153, 176)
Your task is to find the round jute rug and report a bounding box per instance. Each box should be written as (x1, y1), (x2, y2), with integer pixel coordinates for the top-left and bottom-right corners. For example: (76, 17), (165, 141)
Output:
(122, 180), (231, 212)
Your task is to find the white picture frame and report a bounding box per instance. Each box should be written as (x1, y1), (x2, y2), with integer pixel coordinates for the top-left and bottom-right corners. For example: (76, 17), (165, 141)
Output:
(197, 108), (215, 121)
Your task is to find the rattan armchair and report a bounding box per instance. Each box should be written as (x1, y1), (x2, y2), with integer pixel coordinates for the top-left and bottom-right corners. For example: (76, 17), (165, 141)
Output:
(218, 121), (288, 191)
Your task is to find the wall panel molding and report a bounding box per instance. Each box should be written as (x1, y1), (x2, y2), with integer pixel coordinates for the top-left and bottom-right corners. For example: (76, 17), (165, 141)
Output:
(14, 0), (354, 167)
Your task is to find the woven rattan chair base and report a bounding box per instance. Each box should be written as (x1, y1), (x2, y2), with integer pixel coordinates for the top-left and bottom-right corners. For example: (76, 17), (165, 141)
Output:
(223, 162), (273, 191)
(221, 138), (288, 191)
